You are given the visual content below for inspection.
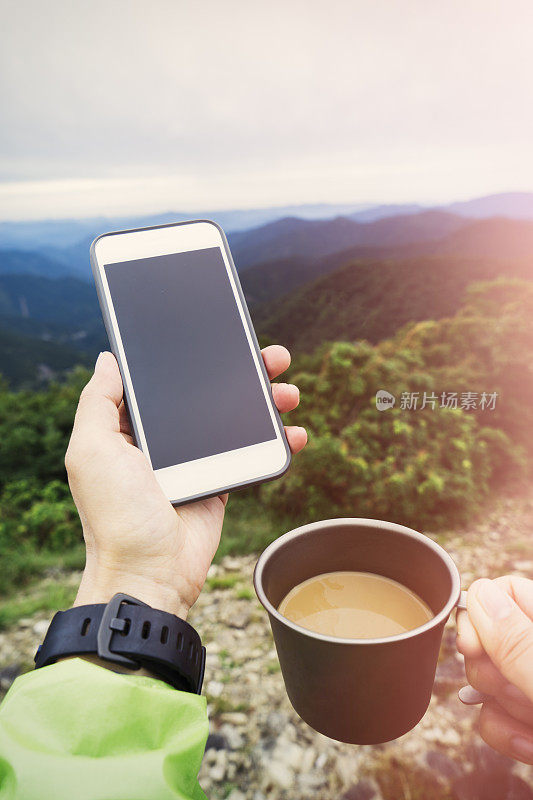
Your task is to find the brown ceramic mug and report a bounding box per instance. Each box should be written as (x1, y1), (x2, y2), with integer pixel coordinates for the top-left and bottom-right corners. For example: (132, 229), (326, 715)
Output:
(253, 518), (463, 744)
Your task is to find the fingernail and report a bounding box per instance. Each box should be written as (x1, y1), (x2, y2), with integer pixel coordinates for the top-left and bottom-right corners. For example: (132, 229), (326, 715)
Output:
(475, 579), (513, 620)
(510, 735), (533, 763)
(95, 351), (104, 367)
(458, 685), (486, 705)
(288, 384), (300, 400)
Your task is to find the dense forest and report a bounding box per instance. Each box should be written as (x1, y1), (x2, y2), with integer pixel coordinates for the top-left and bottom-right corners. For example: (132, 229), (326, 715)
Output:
(0, 274), (530, 602)
(255, 255), (533, 352)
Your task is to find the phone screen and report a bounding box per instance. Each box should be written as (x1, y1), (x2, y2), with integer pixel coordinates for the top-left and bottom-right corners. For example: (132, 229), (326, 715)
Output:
(104, 246), (276, 470)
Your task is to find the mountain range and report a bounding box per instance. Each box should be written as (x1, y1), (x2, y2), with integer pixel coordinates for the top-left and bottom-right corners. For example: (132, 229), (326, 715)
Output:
(2, 190), (533, 254)
(1, 193), (533, 386)
(240, 215), (533, 306)
(4, 192), (533, 282)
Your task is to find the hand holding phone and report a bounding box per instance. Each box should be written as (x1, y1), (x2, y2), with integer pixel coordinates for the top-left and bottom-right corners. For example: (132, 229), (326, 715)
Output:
(67, 348), (306, 619)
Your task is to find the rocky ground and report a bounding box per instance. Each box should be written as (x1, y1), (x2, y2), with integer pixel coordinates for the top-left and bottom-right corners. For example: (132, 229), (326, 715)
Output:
(1, 495), (533, 799)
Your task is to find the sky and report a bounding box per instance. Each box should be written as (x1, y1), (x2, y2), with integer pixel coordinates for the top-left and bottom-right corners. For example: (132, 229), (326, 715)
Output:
(1, 0), (533, 219)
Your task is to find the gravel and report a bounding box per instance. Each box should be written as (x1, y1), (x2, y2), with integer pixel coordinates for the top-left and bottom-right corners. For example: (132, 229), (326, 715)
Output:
(1, 495), (532, 799)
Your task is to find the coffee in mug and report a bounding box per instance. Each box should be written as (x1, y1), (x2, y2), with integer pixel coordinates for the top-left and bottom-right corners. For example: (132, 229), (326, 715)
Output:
(278, 570), (433, 639)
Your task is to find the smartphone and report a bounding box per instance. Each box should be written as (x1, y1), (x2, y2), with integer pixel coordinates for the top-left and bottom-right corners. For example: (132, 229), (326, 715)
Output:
(90, 220), (291, 505)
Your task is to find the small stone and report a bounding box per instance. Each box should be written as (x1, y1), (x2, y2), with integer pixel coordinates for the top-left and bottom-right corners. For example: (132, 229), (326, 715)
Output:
(207, 680), (224, 698)
(205, 732), (228, 751)
(425, 724), (461, 747)
(426, 750), (462, 780)
(219, 723), (244, 750)
(220, 712), (248, 726)
(263, 759), (293, 790)
(300, 746), (316, 773)
(265, 710), (288, 736)
(226, 791), (246, 800)
(32, 620), (50, 638)
(336, 754), (359, 787)
(203, 749), (218, 766)
(209, 750), (228, 782)
(0, 663), (22, 691)
(275, 741), (304, 770)
(229, 609), (252, 629)
(297, 772), (327, 792)
(225, 761), (237, 781)
(222, 557), (243, 571)
(342, 780), (377, 800)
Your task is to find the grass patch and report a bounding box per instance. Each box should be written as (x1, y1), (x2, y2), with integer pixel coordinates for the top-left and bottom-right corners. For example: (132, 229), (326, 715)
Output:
(212, 498), (287, 562)
(0, 544), (85, 599)
(206, 574), (242, 591)
(220, 650), (239, 670)
(236, 587), (254, 600)
(210, 697), (250, 715)
(267, 660), (280, 674)
(0, 581), (77, 630)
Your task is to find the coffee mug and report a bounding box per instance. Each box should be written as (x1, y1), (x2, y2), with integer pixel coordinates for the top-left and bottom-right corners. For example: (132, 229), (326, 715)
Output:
(253, 518), (466, 745)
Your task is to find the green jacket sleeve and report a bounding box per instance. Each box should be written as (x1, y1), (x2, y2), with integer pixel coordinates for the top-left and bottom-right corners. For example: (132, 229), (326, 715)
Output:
(0, 658), (209, 800)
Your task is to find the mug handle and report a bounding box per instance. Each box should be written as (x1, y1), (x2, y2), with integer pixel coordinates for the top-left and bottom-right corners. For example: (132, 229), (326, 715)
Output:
(455, 588), (490, 706)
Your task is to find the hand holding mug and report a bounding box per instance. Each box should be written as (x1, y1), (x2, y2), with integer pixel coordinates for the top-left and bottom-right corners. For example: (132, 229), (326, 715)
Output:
(457, 576), (533, 765)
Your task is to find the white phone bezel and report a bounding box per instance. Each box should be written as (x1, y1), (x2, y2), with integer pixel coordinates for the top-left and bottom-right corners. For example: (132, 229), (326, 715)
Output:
(92, 220), (290, 505)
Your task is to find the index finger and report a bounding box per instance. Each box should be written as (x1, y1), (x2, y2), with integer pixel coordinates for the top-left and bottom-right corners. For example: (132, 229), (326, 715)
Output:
(262, 345), (291, 380)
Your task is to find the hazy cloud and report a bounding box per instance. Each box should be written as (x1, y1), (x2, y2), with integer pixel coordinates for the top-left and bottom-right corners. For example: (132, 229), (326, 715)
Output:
(1, 0), (533, 217)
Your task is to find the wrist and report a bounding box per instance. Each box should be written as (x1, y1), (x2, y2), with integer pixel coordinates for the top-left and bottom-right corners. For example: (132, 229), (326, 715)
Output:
(74, 562), (190, 620)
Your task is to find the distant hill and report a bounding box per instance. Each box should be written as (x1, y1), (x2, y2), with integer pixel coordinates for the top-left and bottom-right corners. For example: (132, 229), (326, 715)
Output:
(0, 250), (72, 278)
(240, 244), (401, 306)
(230, 210), (467, 270)
(254, 254), (533, 353)
(3, 191), (533, 272)
(445, 192), (533, 219)
(0, 274), (105, 385)
(242, 216), (533, 307)
(423, 217), (533, 259)
(0, 203), (374, 252)
(0, 324), (92, 387)
(349, 203), (423, 222)
(0, 274), (100, 328)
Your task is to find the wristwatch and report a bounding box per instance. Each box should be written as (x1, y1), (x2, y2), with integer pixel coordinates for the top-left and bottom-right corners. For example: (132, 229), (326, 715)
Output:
(34, 593), (206, 694)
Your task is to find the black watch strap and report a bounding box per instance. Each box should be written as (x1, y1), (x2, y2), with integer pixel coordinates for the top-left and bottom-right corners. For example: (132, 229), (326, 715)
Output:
(34, 593), (206, 694)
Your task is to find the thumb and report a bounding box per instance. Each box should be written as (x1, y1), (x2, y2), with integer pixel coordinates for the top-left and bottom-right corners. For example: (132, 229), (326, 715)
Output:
(74, 351), (123, 433)
(467, 578), (533, 702)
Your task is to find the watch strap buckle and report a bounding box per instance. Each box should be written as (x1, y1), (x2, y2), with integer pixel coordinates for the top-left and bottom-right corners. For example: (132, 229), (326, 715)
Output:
(97, 592), (149, 669)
